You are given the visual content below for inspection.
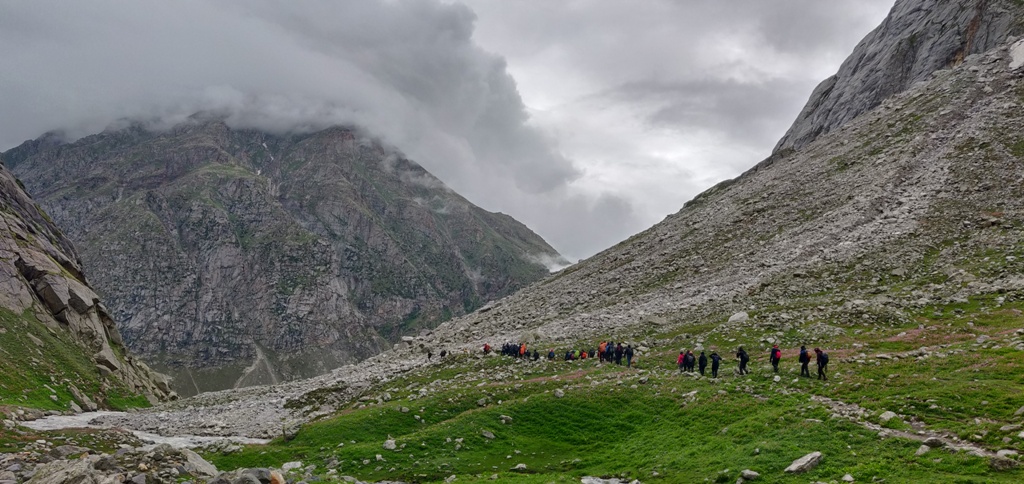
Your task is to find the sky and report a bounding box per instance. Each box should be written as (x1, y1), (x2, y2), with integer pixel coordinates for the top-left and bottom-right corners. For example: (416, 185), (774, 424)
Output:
(0, 0), (895, 261)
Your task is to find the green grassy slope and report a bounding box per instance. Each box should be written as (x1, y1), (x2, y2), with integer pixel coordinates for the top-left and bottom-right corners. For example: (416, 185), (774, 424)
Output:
(204, 291), (1024, 483)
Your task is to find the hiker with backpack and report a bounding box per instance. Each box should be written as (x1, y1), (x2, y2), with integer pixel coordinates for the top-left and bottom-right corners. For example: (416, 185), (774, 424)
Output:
(736, 347), (749, 375)
(798, 345), (811, 377)
(625, 345), (634, 367)
(615, 343), (624, 365)
(684, 350), (696, 372)
(768, 344), (781, 373)
(698, 351), (707, 376)
(815, 348), (829, 380)
(709, 351), (722, 378)
(677, 351), (686, 373)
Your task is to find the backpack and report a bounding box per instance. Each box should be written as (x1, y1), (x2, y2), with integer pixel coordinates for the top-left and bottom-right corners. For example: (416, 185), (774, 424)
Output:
(773, 349), (781, 360)
(819, 353), (829, 364)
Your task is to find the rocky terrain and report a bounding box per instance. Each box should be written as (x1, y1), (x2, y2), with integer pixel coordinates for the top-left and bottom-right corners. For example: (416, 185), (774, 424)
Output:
(2, 122), (564, 395)
(776, 0), (1024, 152)
(6, 0), (1024, 482)
(0, 161), (173, 411)
(77, 0), (1024, 446)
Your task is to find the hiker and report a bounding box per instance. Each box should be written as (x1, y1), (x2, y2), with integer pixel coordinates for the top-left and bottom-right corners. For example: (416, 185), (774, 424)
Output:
(677, 351), (686, 373)
(598, 341), (607, 362)
(768, 344), (781, 373)
(698, 351), (707, 376)
(520, 343), (527, 358)
(483, 343), (491, 355)
(440, 349), (447, 358)
(532, 349), (539, 361)
(615, 343), (624, 365)
(581, 349), (588, 360)
(684, 350), (695, 372)
(565, 350), (572, 361)
(815, 347), (829, 380)
(710, 351), (722, 378)
(606, 341), (615, 362)
(625, 345), (634, 368)
(736, 347), (749, 375)
(798, 345), (811, 377)
(427, 350), (433, 360)
(547, 349), (555, 360)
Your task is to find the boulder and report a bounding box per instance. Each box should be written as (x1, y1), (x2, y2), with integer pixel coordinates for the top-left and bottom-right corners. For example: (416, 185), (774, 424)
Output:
(180, 448), (218, 477)
(728, 312), (750, 323)
(740, 469), (760, 480)
(784, 451), (822, 473)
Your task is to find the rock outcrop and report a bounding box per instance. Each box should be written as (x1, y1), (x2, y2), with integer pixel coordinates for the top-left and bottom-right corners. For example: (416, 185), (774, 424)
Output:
(775, 0), (1024, 152)
(0, 161), (173, 405)
(2, 120), (565, 395)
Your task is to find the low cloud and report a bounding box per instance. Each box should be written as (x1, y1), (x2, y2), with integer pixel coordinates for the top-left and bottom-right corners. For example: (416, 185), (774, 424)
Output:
(0, 0), (607, 258)
(0, 1), (894, 260)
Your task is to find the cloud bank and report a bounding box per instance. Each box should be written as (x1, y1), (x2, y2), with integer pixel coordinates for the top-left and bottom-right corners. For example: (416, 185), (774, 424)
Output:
(0, 0), (893, 259)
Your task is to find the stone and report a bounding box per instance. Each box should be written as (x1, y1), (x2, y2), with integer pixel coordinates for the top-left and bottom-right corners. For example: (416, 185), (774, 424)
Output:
(784, 451), (822, 473)
(740, 469), (760, 480)
(997, 449), (1019, 458)
(511, 463), (527, 472)
(281, 461), (303, 472)
(181, 448), (218, 477)
(879, 411), (898, 423)
(482, 430), (496, 440)
(843, 474), (855, 482)
(773, 376), (781, 383)
(477, 398), (488, 407)
(383, 439), (397, 450)
(554, 389), (565, 398)
(923, 437), (944, 448)
(728, 312), (750, 323)
(916, 445), (931, 456)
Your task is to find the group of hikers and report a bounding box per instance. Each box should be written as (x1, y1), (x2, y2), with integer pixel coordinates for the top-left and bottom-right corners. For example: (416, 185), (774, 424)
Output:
(677, 344), (828, 380)
(484, 341), (636, 367)
(482, 340), (829, 381)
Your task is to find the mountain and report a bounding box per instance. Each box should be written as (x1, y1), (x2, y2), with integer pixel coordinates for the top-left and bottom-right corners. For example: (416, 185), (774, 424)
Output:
(94, 0), (1024, 442)
(0, 161), (173, 411)
(1, 119), (565, 396)
(776, 0), (1024, 152)
(10, 1), (1024, 482)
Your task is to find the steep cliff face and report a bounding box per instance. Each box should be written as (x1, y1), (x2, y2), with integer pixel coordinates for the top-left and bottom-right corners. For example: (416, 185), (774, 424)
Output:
(0, 161), (173, 409)
(2, 120), (564, 395)
(775, 0), (1024, 152)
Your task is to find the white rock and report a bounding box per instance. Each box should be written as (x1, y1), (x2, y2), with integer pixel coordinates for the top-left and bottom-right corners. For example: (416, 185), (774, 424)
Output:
(915, 444), (931, 456)
(842, 473), (855, 482)
(879, 411), (898, 423)
(554, 389), (565, 398)
(282, 461), (303, 472)
(740, 469), (760, 480)
(784, 451), (822, 473)
(729, 312), (750, 323)
(383, 439), (397, 450)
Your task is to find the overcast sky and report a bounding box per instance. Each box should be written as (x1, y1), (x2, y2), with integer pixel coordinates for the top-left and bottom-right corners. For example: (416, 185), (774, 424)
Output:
(0, 0), (894, 261)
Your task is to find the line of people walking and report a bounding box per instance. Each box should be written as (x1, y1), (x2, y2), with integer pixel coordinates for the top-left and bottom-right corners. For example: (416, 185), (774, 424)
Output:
(677, 344), (828, 380)
(485, 340), (636, 367)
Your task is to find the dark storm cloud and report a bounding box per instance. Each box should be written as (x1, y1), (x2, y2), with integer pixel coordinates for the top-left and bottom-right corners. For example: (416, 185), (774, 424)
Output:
(0, 0), (894, 260)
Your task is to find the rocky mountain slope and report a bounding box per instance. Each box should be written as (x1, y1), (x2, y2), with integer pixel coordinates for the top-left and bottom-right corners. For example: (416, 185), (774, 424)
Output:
(8, 1), (1024, 482)
(92, 0), (1024, 443)
(776, 0), (1024, 152)
(1, 121), (564, 396)
(0, 162), (173, 410)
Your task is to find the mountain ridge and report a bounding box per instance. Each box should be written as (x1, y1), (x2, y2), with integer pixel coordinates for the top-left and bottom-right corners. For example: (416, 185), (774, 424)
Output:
(2, 119), (566, 396)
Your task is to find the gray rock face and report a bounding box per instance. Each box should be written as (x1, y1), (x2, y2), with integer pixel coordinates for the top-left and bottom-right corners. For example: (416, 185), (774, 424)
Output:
(4, 120), (565, 396)
(0, 161), (172, 404)
(776, 0), (1024, 152)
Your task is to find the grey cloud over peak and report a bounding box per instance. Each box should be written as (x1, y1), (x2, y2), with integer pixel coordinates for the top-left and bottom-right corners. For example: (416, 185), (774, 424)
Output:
(0, 0), (894, 260)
